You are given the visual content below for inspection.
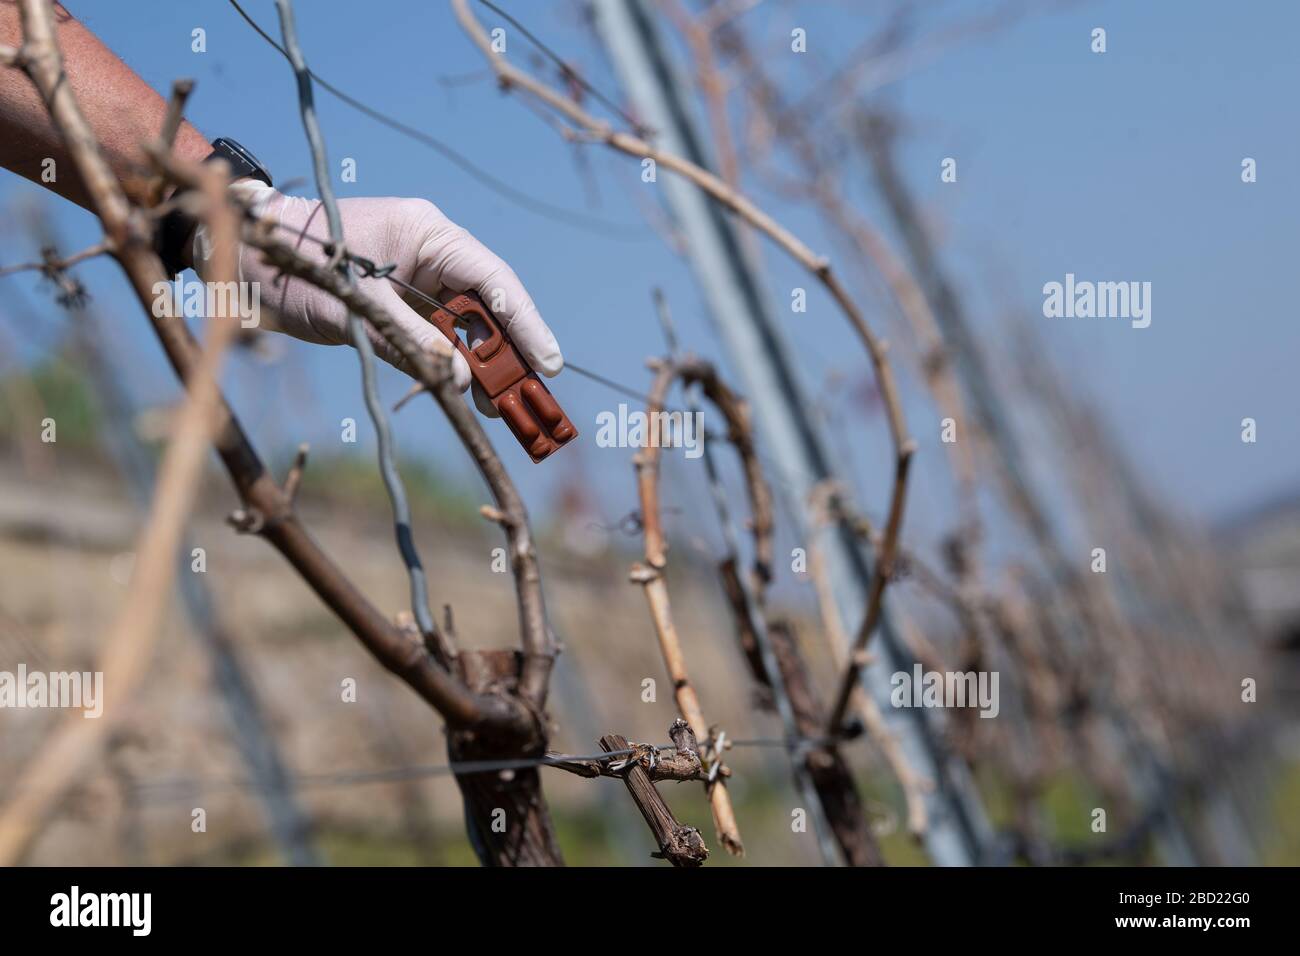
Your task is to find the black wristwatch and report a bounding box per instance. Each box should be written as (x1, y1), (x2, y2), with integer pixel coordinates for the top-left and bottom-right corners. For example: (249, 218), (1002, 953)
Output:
(206, 137), (274, 189)
(156, 138), (274, 276)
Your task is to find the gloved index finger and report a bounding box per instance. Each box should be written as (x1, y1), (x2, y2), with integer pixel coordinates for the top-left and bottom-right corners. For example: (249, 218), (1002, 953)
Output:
(471, 266), (563, 378)
(416, 226), (564, 378)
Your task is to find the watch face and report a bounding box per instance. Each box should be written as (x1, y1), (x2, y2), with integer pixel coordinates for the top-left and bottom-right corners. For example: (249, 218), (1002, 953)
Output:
(210, 138), (273, 187)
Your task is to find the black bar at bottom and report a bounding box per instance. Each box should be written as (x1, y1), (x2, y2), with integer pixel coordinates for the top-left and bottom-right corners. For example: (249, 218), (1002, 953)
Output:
(0, 865), (1280, 941)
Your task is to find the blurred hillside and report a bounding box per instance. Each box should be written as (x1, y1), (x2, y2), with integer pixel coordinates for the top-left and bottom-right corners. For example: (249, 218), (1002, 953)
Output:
(0, 439), (896, 865)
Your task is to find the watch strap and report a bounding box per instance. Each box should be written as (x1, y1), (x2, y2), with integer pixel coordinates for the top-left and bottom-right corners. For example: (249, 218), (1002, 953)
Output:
(155, 138), (272, 275)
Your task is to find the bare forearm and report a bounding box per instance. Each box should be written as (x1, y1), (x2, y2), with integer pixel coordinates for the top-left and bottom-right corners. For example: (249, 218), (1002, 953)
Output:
(0, 0), (209, 210)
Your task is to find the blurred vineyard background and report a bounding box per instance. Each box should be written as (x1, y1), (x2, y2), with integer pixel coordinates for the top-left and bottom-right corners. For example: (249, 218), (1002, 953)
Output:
(1, 358), (1297, 864)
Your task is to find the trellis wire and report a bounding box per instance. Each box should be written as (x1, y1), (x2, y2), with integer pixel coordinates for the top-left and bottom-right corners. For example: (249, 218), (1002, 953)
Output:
(274, 0), (441, 647)
(226, 0), (645, 240)
(127, 735), (836, 803)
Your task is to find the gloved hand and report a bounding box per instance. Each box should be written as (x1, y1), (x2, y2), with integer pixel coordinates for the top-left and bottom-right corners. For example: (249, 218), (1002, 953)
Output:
(195, 181), (563, 413)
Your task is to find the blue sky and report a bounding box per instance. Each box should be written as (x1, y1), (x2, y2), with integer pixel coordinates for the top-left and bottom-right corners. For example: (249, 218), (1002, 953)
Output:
(2, 0), (1296, 543)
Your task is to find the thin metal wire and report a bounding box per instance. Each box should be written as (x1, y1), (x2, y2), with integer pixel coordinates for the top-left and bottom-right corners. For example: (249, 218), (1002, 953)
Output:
(226, 0), (645, 241)
(375, 261), (671, 411)
(287, 228), (700, 420)
(475, 0), (651, 136)
(274, 0), (441, 647)
(564, 362), (659, 406)
(125, 735), (828, 803)
(134, 746), (658, 799)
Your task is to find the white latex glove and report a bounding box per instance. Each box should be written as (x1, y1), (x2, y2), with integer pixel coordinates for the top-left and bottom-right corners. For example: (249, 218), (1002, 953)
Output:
(196, 181), (563, 411)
